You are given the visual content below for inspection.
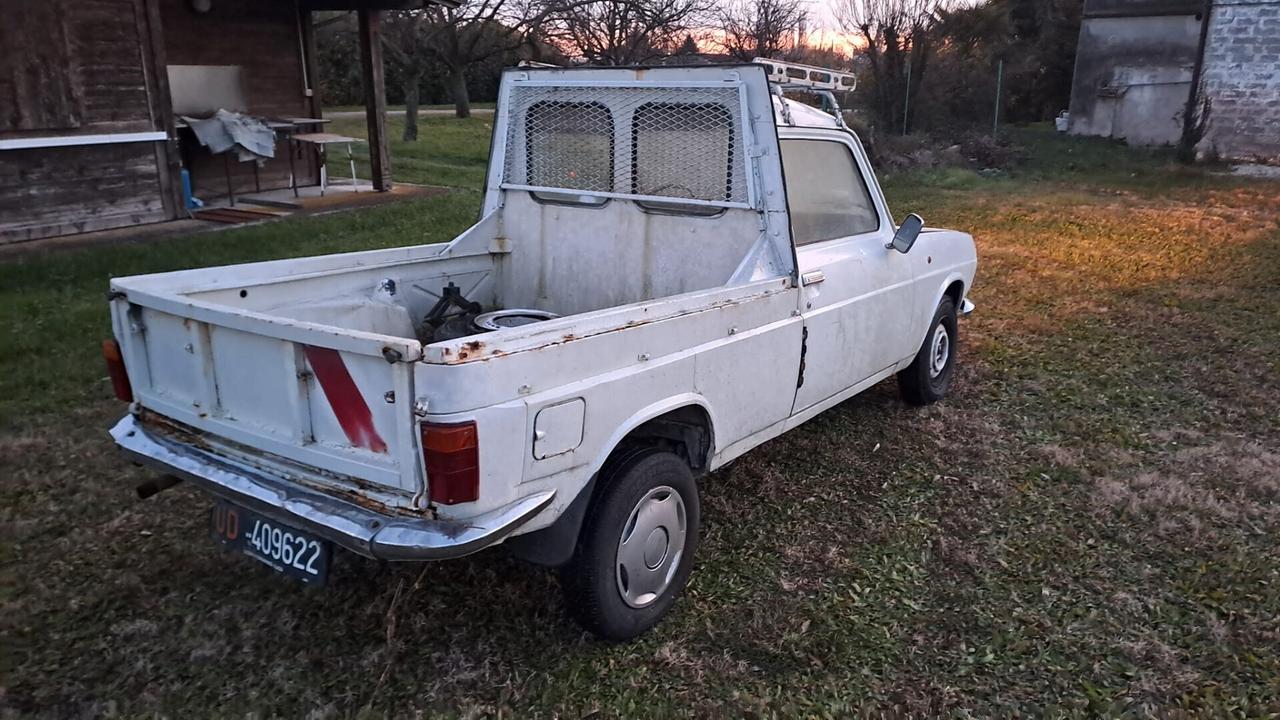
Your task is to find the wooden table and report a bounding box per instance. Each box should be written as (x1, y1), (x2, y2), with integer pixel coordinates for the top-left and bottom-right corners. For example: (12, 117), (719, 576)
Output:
(175, 116), (332, 206)
(290, 132), (362, 197)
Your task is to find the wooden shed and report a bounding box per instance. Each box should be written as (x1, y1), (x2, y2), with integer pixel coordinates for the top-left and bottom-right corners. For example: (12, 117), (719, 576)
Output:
(0, 0), (446, 245)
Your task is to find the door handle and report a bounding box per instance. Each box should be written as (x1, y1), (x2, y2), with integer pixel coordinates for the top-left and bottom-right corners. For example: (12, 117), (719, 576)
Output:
(801, 270), (826, 286)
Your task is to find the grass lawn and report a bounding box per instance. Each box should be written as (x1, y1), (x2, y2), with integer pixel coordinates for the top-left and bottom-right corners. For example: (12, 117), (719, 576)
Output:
(323, 114), (492, 189)
(3, 122), (1279, 717)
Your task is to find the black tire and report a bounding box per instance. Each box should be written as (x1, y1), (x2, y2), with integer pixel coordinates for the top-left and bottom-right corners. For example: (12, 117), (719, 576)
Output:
(898, 296), (959, 406)
(560, 449), (700, 641)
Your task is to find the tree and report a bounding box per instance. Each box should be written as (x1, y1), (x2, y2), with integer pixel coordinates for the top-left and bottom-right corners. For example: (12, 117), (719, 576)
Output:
(913, 1), (1007, 129)
(676, 33), (699, 56)
(548, 0), (711, 65)
(421, 0), (566, 119)
(382, 0), (563, 133)
(901, 0), (1084, 131)
(835, 0), (941, 132)
(716, 0), (809, 61)
(381, 11), (433, 139)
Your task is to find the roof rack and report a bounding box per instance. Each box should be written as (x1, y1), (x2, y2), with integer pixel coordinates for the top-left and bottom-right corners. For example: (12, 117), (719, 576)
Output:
(754, 58), (855, 130)
(753, 58), (857, 92)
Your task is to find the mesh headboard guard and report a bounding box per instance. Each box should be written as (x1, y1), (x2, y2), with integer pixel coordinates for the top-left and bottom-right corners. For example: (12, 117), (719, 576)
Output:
(499, 82), (753, 209)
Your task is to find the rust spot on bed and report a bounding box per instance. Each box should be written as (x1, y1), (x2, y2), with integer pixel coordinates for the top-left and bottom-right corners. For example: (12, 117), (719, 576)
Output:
(135, 409), (425, 518)
(137, 409), (214, 451)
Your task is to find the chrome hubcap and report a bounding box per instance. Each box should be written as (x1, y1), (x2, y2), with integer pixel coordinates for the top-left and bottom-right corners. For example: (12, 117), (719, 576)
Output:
(616, 486), (686, 609)
(929, 324), (950, 378)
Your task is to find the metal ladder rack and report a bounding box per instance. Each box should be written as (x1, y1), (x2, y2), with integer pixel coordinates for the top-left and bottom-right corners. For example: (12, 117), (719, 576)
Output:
(754, 57), (856, 129)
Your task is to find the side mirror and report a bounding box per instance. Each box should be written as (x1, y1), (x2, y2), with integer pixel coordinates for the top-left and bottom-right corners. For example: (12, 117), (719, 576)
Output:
(888, 213), (924, 254)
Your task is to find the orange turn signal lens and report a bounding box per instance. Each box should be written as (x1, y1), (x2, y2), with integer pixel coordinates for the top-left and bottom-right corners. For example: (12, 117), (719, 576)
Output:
(102, 339), (133, 402)
(421, 421), (479, 505)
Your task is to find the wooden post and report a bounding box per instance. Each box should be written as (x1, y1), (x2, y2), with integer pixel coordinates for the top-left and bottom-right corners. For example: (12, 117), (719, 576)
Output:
(139, 0), (184, 218)
(358, 9), (392, 191)
(299, 7), (324, 187)
(298, 8), (322, 121)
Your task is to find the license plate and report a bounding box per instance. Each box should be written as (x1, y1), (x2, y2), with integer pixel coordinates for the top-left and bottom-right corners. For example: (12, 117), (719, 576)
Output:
(210, 501), (331, 585)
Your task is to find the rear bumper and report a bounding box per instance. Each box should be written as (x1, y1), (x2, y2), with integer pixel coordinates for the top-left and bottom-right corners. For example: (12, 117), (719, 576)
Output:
(110, 414), (554, 561)
(960, 298), (975, 316)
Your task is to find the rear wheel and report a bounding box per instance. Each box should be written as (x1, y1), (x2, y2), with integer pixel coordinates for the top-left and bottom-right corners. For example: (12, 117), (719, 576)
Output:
(560, 450), (700, 641)
(898, 296), (959, 405)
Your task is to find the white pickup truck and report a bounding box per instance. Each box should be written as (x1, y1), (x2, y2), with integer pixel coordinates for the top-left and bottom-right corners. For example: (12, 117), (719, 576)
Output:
(107, 61), (976, 640)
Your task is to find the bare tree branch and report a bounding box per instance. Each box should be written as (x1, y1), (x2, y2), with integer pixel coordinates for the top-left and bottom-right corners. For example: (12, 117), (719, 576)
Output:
(715, 0), (809, 61)
(382, 0), (565, 125)
(834, 0), (942, 132)
(546, 0), (712, 65)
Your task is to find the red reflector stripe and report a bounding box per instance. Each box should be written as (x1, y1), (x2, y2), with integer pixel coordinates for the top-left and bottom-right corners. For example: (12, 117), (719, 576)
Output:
(303, 346), (388, 453)
(102, 339), (133, 402)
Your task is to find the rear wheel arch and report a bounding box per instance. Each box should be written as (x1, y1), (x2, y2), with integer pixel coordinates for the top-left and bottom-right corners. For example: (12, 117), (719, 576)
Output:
(607, 403), (714, 478)
(505, 399), (714, 567)
(944, 279), (964, 308)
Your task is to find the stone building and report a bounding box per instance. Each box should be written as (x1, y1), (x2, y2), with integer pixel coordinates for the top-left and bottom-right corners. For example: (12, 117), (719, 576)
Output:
(1067, 0), (1280, 161)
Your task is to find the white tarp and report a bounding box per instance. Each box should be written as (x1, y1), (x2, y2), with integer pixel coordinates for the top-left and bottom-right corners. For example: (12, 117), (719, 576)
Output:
(183, 109), (275, 163)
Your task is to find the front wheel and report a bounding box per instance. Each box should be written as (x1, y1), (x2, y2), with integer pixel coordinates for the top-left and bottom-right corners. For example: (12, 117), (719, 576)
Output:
(898, 296), (959, 405)
(560, 450), (700, 641)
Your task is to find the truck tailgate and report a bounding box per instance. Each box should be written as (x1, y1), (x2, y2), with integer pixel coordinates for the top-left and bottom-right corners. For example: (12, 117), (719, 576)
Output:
(110, 290), (424, 502)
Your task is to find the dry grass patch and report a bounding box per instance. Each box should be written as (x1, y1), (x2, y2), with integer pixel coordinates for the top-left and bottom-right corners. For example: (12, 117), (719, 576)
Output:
(1094, 440), (1280, 541)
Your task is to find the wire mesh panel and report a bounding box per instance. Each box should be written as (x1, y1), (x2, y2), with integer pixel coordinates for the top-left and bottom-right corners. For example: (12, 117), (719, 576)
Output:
(502, 83), (750, 207)
(632, 102), (735, 202)
(524, 101), (614, 191)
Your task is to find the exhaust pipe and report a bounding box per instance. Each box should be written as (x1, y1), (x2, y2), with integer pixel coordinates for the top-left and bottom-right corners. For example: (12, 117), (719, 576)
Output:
(136, 475), (183, 500)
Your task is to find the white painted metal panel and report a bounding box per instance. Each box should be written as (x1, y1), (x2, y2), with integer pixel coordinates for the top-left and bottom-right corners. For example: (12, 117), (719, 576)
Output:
(485, 65), (796, 283)
(496, 193), (765, 316)
(533, 398), (585, 459)
(692, 315), (802, 442)
(207, 326), (300, 436)
(139, 310), (203, 408)
(785, 129), (916, 412)
(122, 302), (421, 499)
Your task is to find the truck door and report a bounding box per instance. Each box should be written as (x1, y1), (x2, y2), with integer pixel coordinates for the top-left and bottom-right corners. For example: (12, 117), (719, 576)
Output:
(785, 133), (916, 413)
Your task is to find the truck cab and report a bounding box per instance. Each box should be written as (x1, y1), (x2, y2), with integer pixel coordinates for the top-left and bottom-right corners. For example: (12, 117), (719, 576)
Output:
(108, 60), (976, 640)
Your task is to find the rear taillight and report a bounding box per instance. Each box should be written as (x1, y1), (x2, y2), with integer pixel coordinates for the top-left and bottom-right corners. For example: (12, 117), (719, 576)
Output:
(102, 339), (133, 402)
(421, 421), (479, 505)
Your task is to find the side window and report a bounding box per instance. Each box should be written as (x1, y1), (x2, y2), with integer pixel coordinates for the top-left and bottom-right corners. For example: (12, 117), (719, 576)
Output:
(780, 139), (880, 245)
(525, 101), (614, 196)
(631, 102), (734, 203)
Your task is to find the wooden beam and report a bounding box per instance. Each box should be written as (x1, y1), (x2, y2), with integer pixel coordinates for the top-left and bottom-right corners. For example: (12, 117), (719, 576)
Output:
(299, 7), (324, 184)
(139, 0), (183, 220)
(299, 9), (323, 121)
(358, 9), (392, 191)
